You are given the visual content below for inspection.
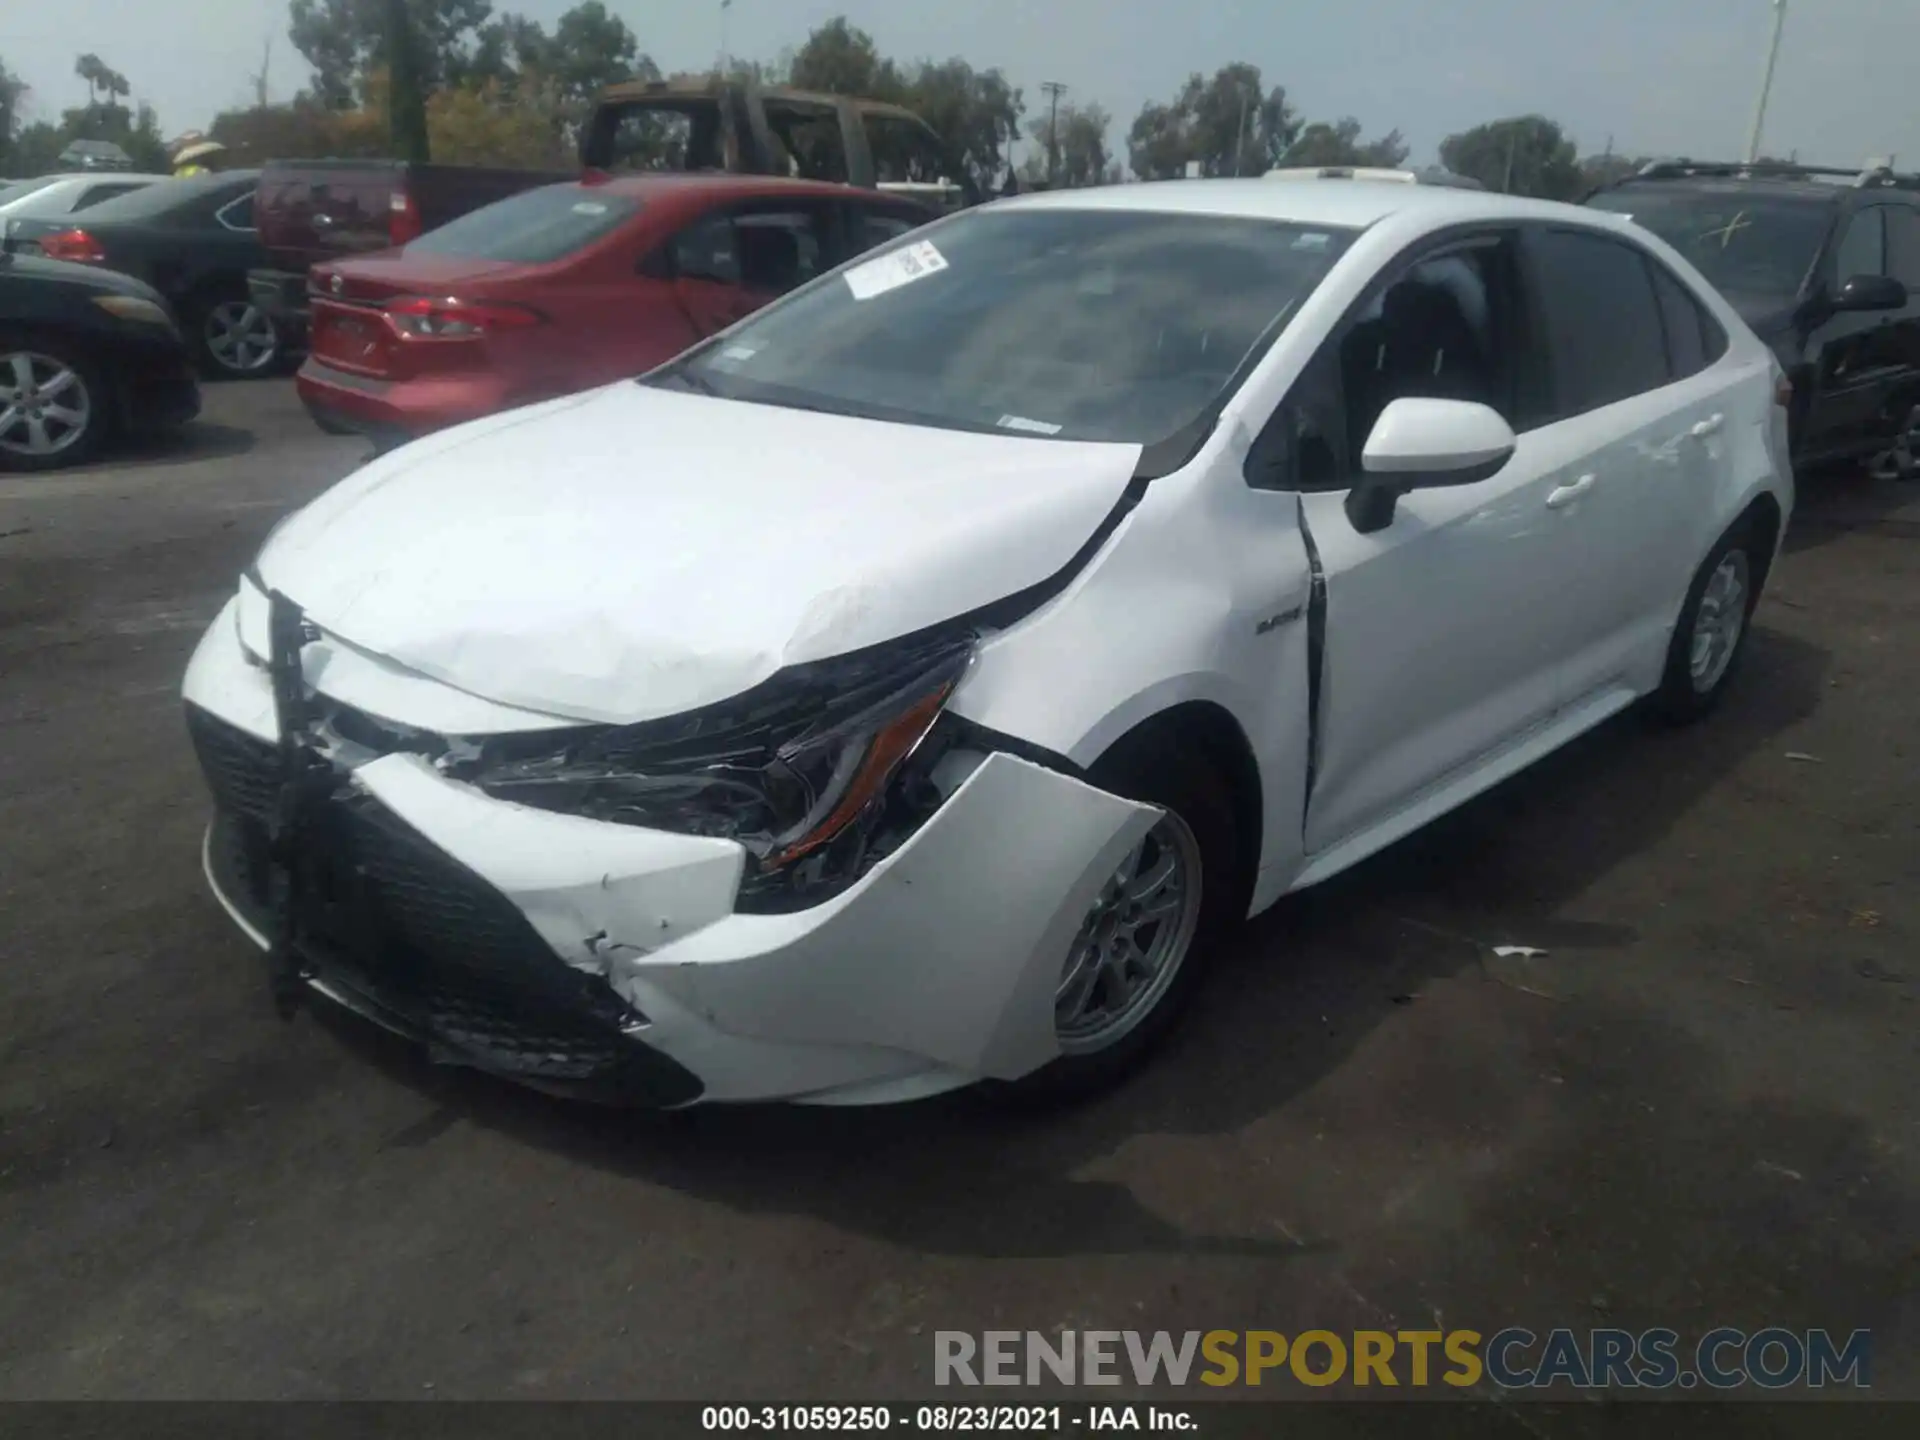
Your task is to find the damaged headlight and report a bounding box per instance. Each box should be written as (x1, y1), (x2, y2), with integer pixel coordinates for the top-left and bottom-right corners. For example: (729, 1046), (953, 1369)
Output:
(453, 634), (979, 912)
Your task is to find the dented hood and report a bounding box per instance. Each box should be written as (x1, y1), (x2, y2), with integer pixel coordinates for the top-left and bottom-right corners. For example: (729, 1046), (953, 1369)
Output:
(257, 382), (1142, 725)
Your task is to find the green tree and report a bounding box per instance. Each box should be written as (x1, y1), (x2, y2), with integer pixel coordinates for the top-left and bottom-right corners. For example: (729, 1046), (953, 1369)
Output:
(1282, 117), (1409, 169)
(901, 59), (1021, 193)
(288, 0), (498, 106)
(786, 16), (905, 100)
(74, 53), (131, 107)
(1022, 102), (1114, 188)
(1440, 115), (1584, 199)
(1128, 64), (1299, 179)
(0, 57), (28, 169)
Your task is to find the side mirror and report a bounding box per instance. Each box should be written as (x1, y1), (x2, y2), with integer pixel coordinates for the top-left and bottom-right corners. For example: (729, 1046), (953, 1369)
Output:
(1833, 273), (1909, 313)
(1345, 397), (1517, 534)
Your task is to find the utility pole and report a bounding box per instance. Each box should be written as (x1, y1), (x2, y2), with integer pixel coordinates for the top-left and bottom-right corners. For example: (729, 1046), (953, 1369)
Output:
(1746, 0), (1788, 164)
(252, 34), (273, 109)
(718, 0), (733, 74)
(1502, 127), (1518, 193)
(1234, 89), (1250, 176)
(1041, 80), (1068, 186)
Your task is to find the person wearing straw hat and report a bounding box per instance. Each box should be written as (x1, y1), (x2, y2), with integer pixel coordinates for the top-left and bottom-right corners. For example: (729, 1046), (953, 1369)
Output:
(172, 138), (227, 178)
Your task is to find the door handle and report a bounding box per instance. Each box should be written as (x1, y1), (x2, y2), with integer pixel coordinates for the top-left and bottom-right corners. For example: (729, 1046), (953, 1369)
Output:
(1546, 474), (1596, 509)
(1691, 413), (1726, 439)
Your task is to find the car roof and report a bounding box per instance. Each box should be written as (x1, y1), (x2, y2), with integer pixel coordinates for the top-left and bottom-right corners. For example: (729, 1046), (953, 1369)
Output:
(1598, 176), (1852, 204)
(998, 176), (1616, 232)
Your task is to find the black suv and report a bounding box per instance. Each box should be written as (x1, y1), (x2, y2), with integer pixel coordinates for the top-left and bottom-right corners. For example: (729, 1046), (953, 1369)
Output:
(1587, 161), (1920, 478)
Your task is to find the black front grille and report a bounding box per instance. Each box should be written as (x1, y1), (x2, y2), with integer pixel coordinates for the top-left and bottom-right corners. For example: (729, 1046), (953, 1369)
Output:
(193, 707), (702, 1106)
(186, 704), (281, 822)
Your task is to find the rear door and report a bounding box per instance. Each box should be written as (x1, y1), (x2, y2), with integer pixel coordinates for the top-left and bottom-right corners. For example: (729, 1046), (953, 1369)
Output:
(1520, 224), (1736, 702)
(665, 197), (846, 338)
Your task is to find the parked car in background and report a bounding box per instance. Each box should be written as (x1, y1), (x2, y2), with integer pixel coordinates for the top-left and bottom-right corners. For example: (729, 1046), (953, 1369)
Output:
(1587, 160), (1920, 478)
(185, 176), (1790, 1105)
(246, 158), (571, 352)
(296, 173), (935, 448)
(2, 171), (284, 379)
(57, 139), (135, 172)
(0, 173), (168, 225)
(0, 250), (200, 472)
(583, 74), (980, 214)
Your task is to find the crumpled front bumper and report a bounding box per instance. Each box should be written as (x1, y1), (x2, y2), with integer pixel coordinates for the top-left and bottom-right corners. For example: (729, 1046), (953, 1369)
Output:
(182, 598), (1157, 1106)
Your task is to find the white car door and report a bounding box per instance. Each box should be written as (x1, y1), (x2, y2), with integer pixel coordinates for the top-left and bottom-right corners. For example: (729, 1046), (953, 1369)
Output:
(1262, 231), (1599, 860)
(1519, 225), (1739, 703)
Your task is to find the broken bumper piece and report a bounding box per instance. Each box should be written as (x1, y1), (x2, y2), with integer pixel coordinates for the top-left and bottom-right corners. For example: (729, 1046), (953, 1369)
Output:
(183, 600), (1157, 1106)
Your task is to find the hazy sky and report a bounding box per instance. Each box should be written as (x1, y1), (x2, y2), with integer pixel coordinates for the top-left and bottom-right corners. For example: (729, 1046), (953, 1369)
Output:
(9, 0), (1917, 169)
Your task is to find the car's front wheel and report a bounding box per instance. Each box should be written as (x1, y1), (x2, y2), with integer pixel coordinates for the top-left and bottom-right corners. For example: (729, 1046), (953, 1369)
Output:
(0, 336), (111, 473)
(991, 733), (1242, 1103)
(1652, 518), (1764, 723)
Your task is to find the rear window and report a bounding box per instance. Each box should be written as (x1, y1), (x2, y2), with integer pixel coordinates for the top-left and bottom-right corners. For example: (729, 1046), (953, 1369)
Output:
(75, 173), (256, 223)
(402, 185), (640, 263)
(1587, 188), (1833, 298)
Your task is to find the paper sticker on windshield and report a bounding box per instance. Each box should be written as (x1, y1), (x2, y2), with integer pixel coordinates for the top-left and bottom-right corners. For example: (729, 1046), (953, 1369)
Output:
(571, 201), (609, 215)
(1292, 232), (1332, 251)
(997, 414), (1062, 436)
(709, 343), (760, 372)
(845, 240), (949, 300)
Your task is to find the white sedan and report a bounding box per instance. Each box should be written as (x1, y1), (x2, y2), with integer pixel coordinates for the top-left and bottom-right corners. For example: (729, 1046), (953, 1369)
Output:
(183, 171), (1792, 1106)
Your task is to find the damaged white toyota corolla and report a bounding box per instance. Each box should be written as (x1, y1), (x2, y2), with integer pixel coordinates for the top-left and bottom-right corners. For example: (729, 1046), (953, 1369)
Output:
(184, 173), (1793, 1106)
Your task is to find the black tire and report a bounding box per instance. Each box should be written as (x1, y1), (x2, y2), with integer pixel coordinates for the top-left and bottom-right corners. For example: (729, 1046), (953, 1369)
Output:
(986, 732), (1244, 1105)
(0, 330), (115, 474)
(1651, 518), (1763, 725)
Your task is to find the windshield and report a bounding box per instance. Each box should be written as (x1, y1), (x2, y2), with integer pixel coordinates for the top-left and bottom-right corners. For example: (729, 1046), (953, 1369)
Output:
(77, 173), (254, 223)
(1588, 190), (1833, 297)
(403, 184), (641, 263)
(653, 208), (1356, 445)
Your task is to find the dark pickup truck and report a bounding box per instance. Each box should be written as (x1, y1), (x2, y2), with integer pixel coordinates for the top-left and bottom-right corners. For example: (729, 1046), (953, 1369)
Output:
(581, 75), (979, 212)
(247, 158), (569, 346)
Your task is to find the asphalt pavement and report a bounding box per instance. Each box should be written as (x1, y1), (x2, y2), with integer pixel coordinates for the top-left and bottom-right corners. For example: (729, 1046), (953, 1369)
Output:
(0, 382), (1915, 1413)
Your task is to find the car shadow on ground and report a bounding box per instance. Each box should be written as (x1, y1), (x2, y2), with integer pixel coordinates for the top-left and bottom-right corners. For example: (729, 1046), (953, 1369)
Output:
(84, 420), (258, 474)
(316, 624), (1833, 1262)
(1786, 465), (1920, 552)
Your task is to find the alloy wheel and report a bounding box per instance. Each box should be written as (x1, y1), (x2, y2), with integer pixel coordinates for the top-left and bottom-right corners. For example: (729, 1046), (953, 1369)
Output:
(205, 301), (278, 374)
(1055, 811), (1204, 1054)
(1688, 548), (1750, 695)
(0, 350), (93, 459)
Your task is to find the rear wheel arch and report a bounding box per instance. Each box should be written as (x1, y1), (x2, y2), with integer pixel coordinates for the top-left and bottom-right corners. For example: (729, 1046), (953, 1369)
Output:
(1086, 700), (1263, 918)
(1737, 490), (1785, 596)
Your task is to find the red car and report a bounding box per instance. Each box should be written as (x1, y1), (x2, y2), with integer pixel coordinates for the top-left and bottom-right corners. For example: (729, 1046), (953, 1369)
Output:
(296, 174), (935, 447)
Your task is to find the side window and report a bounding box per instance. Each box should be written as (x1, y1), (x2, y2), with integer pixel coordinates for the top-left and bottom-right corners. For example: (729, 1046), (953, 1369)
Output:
(1648, 259), (1727, 379)
(1530, 228), (1672, 419)
(217, 194), (256, 231)
(73, 183), (143, 212)
(1833, 207), (1886, 282)
(852, 208), (923, 256)
(1885, 207), (1920, 290)
(1248, 232), (1532, 492)
(671, 208), (831, 294)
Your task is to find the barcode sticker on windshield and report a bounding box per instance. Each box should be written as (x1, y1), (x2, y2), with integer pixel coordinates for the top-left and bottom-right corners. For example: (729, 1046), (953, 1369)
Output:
(997, 414), (1063, 435)
(844, 240), (949, 300)
(571, 201), (609, 215)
